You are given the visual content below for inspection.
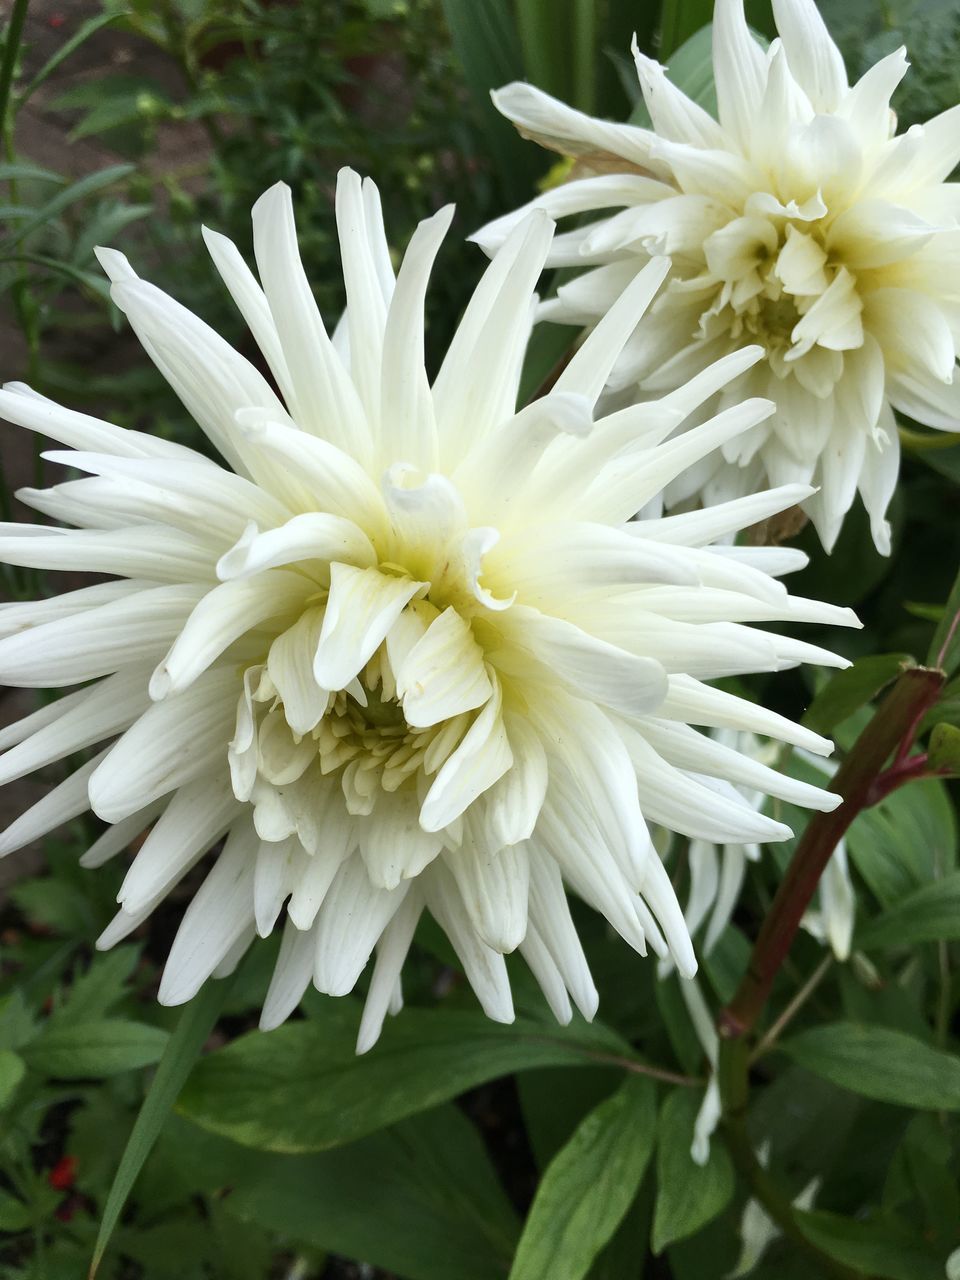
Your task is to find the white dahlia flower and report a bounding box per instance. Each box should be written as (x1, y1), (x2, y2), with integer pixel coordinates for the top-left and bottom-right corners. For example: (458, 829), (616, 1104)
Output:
(0, 171), (856, 1050)
(478, 0), (960, 552)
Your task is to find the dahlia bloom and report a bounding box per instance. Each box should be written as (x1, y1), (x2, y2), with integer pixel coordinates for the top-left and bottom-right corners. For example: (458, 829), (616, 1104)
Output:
(0, 171), (856, 1050)
(478, 0), (960, 552)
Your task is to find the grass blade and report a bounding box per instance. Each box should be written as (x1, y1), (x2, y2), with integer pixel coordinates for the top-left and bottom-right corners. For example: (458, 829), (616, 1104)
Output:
(89, 979), (228, 1278)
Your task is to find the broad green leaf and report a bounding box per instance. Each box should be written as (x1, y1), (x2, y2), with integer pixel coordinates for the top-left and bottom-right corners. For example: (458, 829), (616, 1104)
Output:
(652, 1088), (734, 1253)
(3, 164), (134, 252)
(846, 778), (956, 906)
(509, 1077), (656, 1280)
(928, 721), (960, 773)
(91, 980), (228, 1278)
(159, 1109), (519, 1280)
(179, 1008), (631, 1153)
(782, 1023), (960, 1110)
(803, 653), (912, 736)
(856, 871), (960, 949)
(795, 1209), (946, 1280)
(0, 1049), (25, 1108)
(23, 1018), (168, 1078)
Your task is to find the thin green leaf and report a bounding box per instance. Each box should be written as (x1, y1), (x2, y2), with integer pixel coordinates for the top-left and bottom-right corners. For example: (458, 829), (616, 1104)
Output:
(652, 1088), (734, 1252)
(0, 162), (64, 184)
(90, 979), (228, 1279)
(782, 1023), (960, 1111)
(0, 0), (29, 142)
(18, 12), (131, 105)
(855, 872), (960, 949)
(803, 654), (913, 736)
(4, 164), (134, 252)
(0, 253), (113, 298)
(509, 1077), (656, 1280)
(179, 1008), (633, 1153)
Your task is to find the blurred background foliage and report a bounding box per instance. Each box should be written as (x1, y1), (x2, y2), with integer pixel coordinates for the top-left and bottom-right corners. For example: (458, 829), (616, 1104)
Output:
(2, 1), (960, 1279)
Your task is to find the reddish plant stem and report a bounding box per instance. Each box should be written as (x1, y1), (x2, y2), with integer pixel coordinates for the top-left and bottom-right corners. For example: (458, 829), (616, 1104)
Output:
(719, 665), (945, 1041)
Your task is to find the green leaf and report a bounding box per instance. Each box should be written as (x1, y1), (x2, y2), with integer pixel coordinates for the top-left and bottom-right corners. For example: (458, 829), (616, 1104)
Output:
(0, 1049), (25, 1108)
(49, 948), (140, 1028)
(0, 252), (113, 298)
(803, 653), (913, 736)
(162, 1109), (519, 1280)
(846, 778), (956, 906)
(91, 980), (228, 1278)
(0, 1189), (34, 1233)
(18, 12), (130, 104)
(928, 721), (960, 773)
(3, 164), (134, 252)
(509, 1077), (656, 1280)
(179, 1008), (631, 1153)
(795, 1209), (946, 1280)
(885, 1114), (960, 1247)
(782, 1023), (960, 1111)
(856, 872), (960, 949)
(652, 1088), (734, 1253)
(23, 1019), (168, 1078)
(0, 161), (64, 183)
(929, 562), (960, 673)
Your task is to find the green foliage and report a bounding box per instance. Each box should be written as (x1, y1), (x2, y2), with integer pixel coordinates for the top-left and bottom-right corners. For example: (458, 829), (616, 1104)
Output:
(179, 1005), (632, 1152)
(783, 1023), (960, 1110)
(653, 1089), (734, 1253)
(508, 1077), (656, 1279)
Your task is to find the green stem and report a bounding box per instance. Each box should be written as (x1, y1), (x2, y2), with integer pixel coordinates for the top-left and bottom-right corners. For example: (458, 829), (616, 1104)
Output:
(719, 665), (944, 1040)
(0, 0), (28, 142)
